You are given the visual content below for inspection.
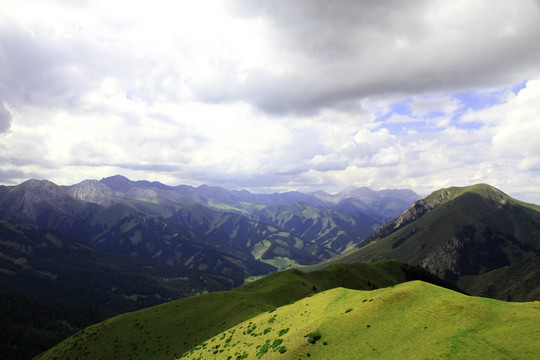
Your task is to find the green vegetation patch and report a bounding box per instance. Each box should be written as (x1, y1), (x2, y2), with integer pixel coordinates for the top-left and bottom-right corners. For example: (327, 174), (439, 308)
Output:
(306, 332), (322, 344)
(178, 281), (540, 360)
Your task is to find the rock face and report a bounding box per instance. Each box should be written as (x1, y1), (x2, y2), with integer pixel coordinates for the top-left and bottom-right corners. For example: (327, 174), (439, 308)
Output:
(419, 235), (469, 282)
(64, 179), (124, 206)
(392, 188), (459, 230)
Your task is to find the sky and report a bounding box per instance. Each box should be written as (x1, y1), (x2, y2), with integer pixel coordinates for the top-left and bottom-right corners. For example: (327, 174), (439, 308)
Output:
(1, 0), (540, 203)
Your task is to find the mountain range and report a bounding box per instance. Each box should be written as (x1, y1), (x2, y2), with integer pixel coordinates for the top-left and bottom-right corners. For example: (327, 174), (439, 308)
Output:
(0, 176), (418, 359)
(1, 175), (419, 281)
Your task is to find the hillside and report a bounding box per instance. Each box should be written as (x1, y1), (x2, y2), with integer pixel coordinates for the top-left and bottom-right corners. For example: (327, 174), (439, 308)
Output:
(0, 220), (234, 360)
(314, 184), (540, 301)
(180, 281), (540, 360)
(34, 260), (458, 360)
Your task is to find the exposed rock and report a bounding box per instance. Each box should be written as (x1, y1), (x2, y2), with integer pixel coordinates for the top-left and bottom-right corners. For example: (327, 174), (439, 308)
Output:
(64, 179), (124, 206)
(420, 236), (469, 282)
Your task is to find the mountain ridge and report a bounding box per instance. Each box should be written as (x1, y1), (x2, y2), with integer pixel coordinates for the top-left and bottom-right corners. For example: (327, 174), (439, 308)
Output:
(313, 183), (540, 301)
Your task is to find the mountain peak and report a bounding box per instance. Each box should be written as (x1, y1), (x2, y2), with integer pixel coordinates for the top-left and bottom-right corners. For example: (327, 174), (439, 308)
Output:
(65, 179), (123, 206)
(2, 179), (72, 220)
(100, 175), (133, 191)
(361, 183), (516, 248)
(16, 179), (65, 199)
(425, 183), (511, 208)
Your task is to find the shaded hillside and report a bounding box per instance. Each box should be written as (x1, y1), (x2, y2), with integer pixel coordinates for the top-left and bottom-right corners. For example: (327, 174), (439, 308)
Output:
(0, 220), (236, 360)
(65, 175), (417, 250)
(181, 281), (540, 360)
(315, 184), (540, 301)
(34, 260), (458, 360)
(0, 220), (233, 310)
(0, 177), (415, 277)
(251, 203), (381, 252)
(0, 293), (111, 360)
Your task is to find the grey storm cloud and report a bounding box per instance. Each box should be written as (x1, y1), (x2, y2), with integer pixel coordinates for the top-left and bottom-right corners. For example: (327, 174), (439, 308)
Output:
(193, 0), (540, 115)
(0, 24), (137, 109)
(0, 103), (11, 133)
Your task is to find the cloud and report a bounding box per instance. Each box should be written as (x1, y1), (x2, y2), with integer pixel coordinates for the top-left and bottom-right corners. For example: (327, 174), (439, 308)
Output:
(0, 103), (12, 133)
(490, 79), (540, 169)
(192, 0), (540, 114)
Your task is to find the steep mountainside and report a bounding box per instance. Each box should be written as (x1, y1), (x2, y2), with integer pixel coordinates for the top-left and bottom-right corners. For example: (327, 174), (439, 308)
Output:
(0, 181), (276, 285)
(0, 176), (418, 276)
(315, 184), (540, 301)
(251, 203), (381, 252)
(34, 260), (461, 360)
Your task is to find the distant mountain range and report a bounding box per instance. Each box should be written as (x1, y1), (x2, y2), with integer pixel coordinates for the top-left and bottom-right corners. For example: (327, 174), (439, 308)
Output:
(0, 176), (419, 280)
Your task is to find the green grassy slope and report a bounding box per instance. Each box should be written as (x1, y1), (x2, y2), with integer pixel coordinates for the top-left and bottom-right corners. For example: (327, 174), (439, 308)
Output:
(180, 281), (540, 360)
(34, 260), (456, 360)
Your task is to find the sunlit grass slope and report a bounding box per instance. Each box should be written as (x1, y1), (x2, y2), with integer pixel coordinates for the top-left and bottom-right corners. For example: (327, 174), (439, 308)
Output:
(35, 260), (454, 360)
(180, 281), (540, 360)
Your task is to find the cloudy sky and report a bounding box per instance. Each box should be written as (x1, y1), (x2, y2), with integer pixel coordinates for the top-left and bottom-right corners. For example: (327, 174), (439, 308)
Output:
(1, 0), (540, 202)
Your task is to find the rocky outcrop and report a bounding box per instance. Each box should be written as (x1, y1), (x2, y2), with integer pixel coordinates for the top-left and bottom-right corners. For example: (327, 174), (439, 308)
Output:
(419, 236), (469, 282)
(64, 179), (125, 206)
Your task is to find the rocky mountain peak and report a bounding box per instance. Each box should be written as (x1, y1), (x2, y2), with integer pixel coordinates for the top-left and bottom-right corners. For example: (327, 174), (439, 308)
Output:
(100, 175), (132, 192)
(65, 179), (124, 206)
(3, 179), (70, 220)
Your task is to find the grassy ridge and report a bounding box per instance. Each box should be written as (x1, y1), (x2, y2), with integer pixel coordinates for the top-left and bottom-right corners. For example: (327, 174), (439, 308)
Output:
(35, 260), (453, 360)
(181, 281), (540, 360)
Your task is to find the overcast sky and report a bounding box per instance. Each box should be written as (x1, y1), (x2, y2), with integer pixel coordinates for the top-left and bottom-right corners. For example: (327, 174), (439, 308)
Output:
(1, 0), (540, 203)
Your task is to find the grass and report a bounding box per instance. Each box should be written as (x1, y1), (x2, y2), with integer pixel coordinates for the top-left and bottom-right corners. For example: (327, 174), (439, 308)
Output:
(179, 281), (540, 359)
(259, 256), (299, 269)
(35, 260), (448, 360)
